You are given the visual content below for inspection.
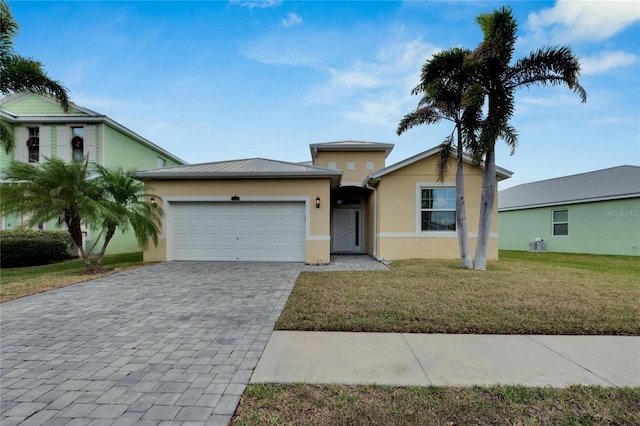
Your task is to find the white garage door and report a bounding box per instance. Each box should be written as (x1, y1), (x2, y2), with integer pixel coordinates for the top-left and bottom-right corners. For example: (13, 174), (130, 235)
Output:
(171, 202), (305, 261)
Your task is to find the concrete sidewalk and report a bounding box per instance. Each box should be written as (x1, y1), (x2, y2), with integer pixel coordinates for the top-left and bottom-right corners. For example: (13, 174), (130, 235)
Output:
(251, 331), (640, 387)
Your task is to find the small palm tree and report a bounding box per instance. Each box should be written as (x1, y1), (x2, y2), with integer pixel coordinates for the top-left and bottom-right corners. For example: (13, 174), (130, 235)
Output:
(467, 6), (586, 270)
(0, 0), (70, 153)
(398, 47), (482, 269)
(92, 166), (162, 269)
(1, 159), (161, 272)
(0, 157), (102, 270)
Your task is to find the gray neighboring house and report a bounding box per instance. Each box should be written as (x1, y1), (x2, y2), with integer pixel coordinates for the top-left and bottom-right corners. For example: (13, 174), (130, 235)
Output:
(498, 165), (640, 256)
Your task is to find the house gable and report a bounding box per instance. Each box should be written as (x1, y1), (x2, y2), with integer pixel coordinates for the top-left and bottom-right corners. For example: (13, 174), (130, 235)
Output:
(363, 146), (512, 261)
(1, 93), (86, 116)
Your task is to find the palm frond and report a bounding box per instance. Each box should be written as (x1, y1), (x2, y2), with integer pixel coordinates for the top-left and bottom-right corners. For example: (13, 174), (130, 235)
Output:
(436, 133), (455, 183)
(397, 104), (446, 135)
(509, 46), (587, 103)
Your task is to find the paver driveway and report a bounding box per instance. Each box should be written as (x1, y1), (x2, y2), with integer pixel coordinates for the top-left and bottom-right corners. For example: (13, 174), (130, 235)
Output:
(1, 261), (302, 425)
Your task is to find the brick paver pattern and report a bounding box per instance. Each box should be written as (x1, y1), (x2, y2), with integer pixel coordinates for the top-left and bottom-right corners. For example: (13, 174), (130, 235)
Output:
(1, 261), (302, 426)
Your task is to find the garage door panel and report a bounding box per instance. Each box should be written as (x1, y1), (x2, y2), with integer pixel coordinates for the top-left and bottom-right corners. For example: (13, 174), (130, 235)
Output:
(171, 202), (305, 261)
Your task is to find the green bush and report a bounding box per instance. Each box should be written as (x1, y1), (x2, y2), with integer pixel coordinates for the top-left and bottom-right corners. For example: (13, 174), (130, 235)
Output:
(0, 230), (74, 268)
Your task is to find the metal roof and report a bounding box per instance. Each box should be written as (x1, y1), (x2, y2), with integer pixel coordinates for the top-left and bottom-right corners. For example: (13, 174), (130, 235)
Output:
(136, 157), (342, 186)
(498, 165), (640, 211)
(365, 145), (513, 184)
(310, 140), (394, 161)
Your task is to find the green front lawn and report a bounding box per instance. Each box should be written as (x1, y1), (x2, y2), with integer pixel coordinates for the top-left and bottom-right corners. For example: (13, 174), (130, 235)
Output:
(0, 252), (148, 302)
(276, 251), (640, 335)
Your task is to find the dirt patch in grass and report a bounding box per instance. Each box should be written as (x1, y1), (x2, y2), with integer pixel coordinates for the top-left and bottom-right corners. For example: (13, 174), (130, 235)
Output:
(232, 384), (640, 425)
(277, 252), (640, 335)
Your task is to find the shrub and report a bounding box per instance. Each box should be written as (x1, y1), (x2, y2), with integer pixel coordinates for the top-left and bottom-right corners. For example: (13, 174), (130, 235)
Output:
(0, 230), (74, 268)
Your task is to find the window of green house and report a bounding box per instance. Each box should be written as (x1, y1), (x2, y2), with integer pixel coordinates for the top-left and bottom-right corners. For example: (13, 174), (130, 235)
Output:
(552, 209), (569, 236)
(27, 127), (39, 163)
(71, 127), (84, 161)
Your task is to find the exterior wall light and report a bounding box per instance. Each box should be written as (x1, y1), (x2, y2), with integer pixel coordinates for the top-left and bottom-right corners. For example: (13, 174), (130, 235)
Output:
(150, 197), (157, 207)
(315, 196), (321, 208)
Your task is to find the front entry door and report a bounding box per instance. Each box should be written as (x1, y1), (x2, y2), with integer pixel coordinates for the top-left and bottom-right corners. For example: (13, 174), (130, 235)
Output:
(332, 209), (362, 253)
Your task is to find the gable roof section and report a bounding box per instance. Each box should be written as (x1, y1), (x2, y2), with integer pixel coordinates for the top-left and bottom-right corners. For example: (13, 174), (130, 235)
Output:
(136, 158), (342, 186)
(498, 165), (640, 211)
(365, 145), (513, 184)
(1, 93), (186, 165)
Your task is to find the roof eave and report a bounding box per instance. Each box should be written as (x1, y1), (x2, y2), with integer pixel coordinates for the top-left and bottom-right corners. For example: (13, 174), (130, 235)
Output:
(136, 170), (343, 186)
(368, 146), (513, 181)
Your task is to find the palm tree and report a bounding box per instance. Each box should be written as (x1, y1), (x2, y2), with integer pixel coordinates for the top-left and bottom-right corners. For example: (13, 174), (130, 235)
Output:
(92, 165), (162, 269)
(467, 6), (587, 270)
(1, 159), (162, 272)
(397, 47), (483, 269)
(0, 0), (70, 153)
(0, 157), (102, 270)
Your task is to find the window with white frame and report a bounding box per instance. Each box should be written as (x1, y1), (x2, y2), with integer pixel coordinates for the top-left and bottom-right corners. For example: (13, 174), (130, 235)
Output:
(71, 126), (84, 161)
(552, 209), (568, 236)
(420, 188), (456, 231)
(157, 157), (167, 168)
(27, 127), (39, 163)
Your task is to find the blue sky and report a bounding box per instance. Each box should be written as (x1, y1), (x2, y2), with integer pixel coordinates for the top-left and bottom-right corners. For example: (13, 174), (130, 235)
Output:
(8, 0), (640, 188)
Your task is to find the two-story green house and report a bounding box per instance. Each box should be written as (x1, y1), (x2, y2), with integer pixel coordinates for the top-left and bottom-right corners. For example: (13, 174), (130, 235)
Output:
(1, 93), (186, 254)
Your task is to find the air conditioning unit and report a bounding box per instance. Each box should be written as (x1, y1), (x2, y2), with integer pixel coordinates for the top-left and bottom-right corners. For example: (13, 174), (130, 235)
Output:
(528, 239), (545, 252)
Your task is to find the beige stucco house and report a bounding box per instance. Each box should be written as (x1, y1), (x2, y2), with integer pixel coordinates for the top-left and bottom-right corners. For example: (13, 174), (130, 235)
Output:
(136, 141), (512, 264)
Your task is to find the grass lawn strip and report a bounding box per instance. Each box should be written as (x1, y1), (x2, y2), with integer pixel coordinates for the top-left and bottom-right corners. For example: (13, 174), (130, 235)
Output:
(232, 384), (640, 426)
(276, 252), (640, 335)
(0, 252), (149, 302)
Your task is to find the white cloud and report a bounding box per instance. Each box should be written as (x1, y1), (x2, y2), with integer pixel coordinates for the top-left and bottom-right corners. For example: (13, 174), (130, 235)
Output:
(580, 50), (638, 75)
(229, 0), (281, 10)
(242, 40), (318, 66)
(311, 39), (440, 126)
(526, 0), (640, 44)
(282, 12), (303, 29)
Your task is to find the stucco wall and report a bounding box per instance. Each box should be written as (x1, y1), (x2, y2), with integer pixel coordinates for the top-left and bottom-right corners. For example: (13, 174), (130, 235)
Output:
(374, 155), (499, 260)
(499, 198), (640, 256)
(316, 151), (387, 185)
(142, 178), (332, 264)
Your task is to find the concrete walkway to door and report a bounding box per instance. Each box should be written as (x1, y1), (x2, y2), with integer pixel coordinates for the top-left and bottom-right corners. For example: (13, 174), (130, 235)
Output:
(0, 261), (302, 426)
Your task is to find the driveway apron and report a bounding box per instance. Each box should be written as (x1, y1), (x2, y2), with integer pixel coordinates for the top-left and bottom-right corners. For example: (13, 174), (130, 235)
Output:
(1, 261), (302, 426)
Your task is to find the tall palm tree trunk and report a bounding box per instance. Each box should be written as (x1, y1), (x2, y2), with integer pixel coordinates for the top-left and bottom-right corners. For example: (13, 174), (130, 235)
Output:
(455, 129), (472, 269)
(473, 146), (496, 270)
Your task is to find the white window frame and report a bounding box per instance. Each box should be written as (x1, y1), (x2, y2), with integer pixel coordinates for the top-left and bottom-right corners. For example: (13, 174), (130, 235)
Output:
(366, 161), (375, 170)
(328, 162), (337, 170)
(552, 209), (569, 236)
(347, 162), (356, 170)
(416, 183), (457, 233)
